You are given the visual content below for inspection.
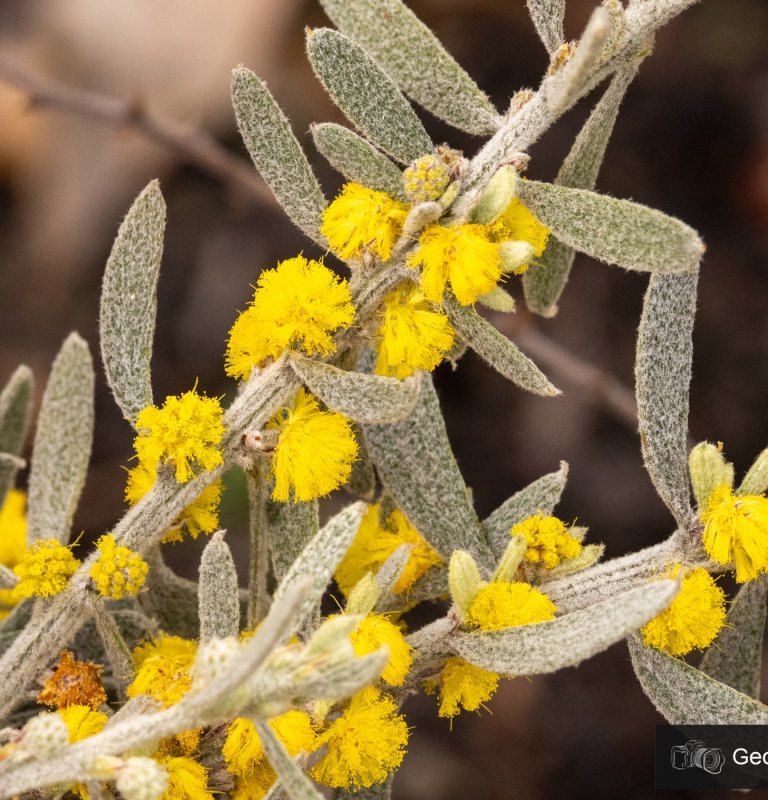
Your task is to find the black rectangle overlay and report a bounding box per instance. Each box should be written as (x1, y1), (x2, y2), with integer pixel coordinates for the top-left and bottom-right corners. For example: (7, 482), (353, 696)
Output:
(657, 725), (768, 789)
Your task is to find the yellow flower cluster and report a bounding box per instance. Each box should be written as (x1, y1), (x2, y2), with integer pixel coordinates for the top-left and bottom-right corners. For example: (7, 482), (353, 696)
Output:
(465, 581), (557, 631)
(267, 389), (358, 502)
(349, 613), (413, 687)
(225, 256), (355, 380)
(13, 538), (80, 599)
(335, 503), (443, 597)
(59, 705), (109, 800)
(511, 513), (582, 570)
(0, 489), (29, 617)
(436, 658), (499, 719)
(134, 390), (225, 484)
(89, 534), (148, 599)
(160, 755), (213, 800)
(403, 154), (451, 202)
(701, 484), (768, 583)
(641, 565), (726, 656)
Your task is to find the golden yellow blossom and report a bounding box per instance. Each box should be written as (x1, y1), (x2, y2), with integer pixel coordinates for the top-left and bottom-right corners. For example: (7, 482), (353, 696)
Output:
(466, 581), (556, 631)
(349, 614), (413, 687)
(701, 484), (768, 582)
(408, 223), (502, 306)
(38, 650), (106, 710)
(128, 635), (197, 707)
(268, 389), (358, 502)
(57, 705), (109, 800)
(374, 284), (455, 379)
(641, 565), (726, 656)
(335, 504), (443, 596)
(0, 489), (28, 617)
(321, 183), (409, 261)
(487, 197), (550, 273)
(312, 687), (409, 790)
(13, 539), (79, 598)
(160, 756), (213, 800)
(437, 657), (499, 718)
(90, 534), (148, 599)
(225, 256), (355, 380)
(511, 513), (582, 570)
(134, 391), (225, 484)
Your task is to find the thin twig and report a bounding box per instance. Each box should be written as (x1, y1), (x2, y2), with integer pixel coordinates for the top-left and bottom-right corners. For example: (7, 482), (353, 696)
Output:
(0, 53), (274, 207)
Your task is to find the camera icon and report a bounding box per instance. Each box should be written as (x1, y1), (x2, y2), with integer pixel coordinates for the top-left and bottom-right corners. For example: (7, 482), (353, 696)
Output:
(671, 740), (726, 775)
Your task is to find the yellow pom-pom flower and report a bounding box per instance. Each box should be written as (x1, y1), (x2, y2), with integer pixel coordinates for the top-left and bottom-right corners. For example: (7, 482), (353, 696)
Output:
(128, 635), (197, 707)
(511, 513), (582, 570)
(134, 391), (225, 484)
(312, 687), (409, 790)
(349, 614), (413, 687)
(267, 389), (358, 503)
(701, 484), (768, 583)
(487, 197), (550, 273)
(334, 504), (443, 597)
(408, 223), (502, 306)
(232, 762), (280, 800)
(374, 284), (456, 379)
(159, 756), (213, 800)
(225, 256), (355, 380)
(0, 489), (29, 617)
(466, 581), (556, 631)
(223, 710), (316, 780)
(125, 460), (223, 544)
(89, 534), (148, 599)
(641, 565), (726, 656)
(13, 538), (80, 599)
(403, 154), (451, 202)
(436, 657), (499, 718)
(58, 705), (109, 800)
(321, 183), (409, 261)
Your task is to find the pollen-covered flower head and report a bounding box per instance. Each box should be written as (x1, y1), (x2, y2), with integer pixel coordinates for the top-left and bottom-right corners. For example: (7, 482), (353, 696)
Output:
(408, 223), (502, 306)
(641, 565), (726, 656)
(403, 154), (451, 203)
(225, 256), (355, 380)
(127, 635), (197, 707)
(435, 657), (499, 718)
(312, 687), (409, 789)
(125, 460), (222, 544)
(347, 613), (413, 687)
(89, 533), (148, 599)
(13, 538), (80, 599)
(374, 284), (456, 379)
(134, 390), (225, 484)
(38, 650), (107, 710)
(0, 489), (29, 617)
(267, 389), (358, 503)
(58, 704), (108, 743)
(465, 581), (556, 631)
(321, 183), (409, 261)
(159, 756), (213, 800)
(511, 513), (582, 570)
(701, 484), (768, 583)
(487, 197), (550, 274)
(334, 504), (443, 597)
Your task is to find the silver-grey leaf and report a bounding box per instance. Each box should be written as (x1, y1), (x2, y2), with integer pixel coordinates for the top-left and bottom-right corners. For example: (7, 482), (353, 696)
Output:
(0, 365), (34, 507)
(27, 333), (94, 543)
(481, 462), (569, 560)
(517, 181), (705, 274)
(199, 532), (240, 641)
(318, 0), (500, 135)
(453, 579), (678, 675)
(306, 28), (432, 164)
(311, 122), (405, 198)
(635, 271), (698, 526)
(141, 549), (200, 639)
(526, 0), (565, 54)
(231, 67), (327, 243)
(268, 498), (319, 583)
(628, 634), (768, 724)
(290, 356), (421, 424)
(99, 180), (164, 424)
(445, 298), (559, 397)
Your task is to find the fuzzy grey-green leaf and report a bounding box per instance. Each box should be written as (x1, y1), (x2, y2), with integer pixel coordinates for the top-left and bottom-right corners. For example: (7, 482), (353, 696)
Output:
(453, 579), (678, 675)
(523, 68), (637, 315)
(318, 0), (500, 135)
(445, 299), (559, 397)
(628, 634), (768, 724)
(700, 578), (767, 699)
(363, 373), (493, 571)
(635, 271), (698, 525)
(311, 123), (405, 198)
(142, 550), (199, 639)
(231, 67), (327, 243)
(290, 356), (420, 424)
(199, 532), (240, 641)
(100, 180), (165, 424)
(0, 366), (33, 507)
(482, 462), (569, 559)
(306, 28), (432, 164)
(517, 181), (704, 274)
(268, 498), (319, 583)
(27, 333), (94, 543)
(527, 0), (566, 54)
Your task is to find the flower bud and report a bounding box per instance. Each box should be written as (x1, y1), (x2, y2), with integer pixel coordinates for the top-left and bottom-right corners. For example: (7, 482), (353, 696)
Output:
(404, 154), (451, 203)
(345, 572), (381, 616)
(738, 446), (768, 497)
(115, 757), (169, 800)
(493, 535), (528, 583)
(12, 713), (69, 761)
(689, 441), (734, 510)
(472, 165), (517, 225)
(448, 550), (482, 615)
(500, 240), (536, 274)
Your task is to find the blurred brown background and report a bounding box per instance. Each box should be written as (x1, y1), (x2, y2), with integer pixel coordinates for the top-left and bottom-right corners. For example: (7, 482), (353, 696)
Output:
(1, 0), (767, 797)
